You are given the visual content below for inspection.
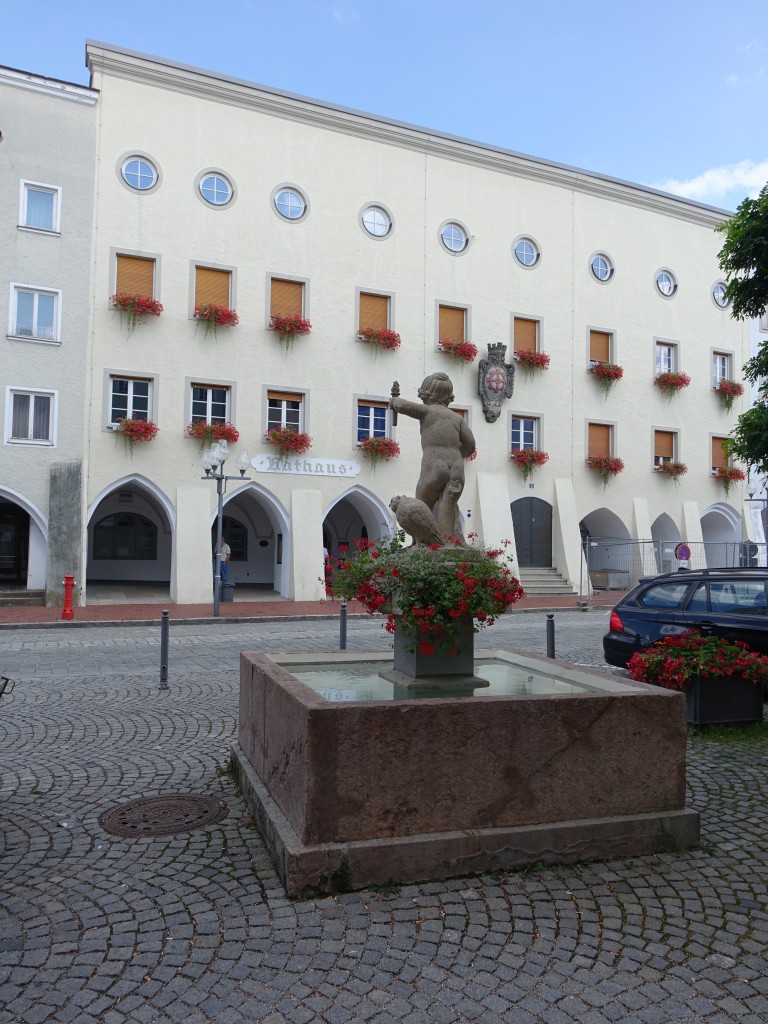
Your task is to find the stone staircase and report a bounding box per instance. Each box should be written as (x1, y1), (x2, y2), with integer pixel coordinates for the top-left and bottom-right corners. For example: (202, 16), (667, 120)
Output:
(516, 567), (576, 596)
(0, 588), (45, 607)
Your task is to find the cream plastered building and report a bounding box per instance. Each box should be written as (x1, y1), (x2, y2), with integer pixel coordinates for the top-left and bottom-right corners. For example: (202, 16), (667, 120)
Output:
(81, 41), (750, 604)
(0, 65), (97, 604)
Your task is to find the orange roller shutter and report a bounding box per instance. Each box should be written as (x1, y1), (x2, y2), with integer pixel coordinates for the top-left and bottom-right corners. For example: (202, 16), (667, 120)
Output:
(588, 423), (611, 458)
(439, 305), (465, 342)
(513, 317), (538, 352)
(267, 390), (302, 402)
(589, 331), (611, 362)
(359, 293), (389, 331)
(711, 438), (729, 470)
(116, 255), (155, 297)
(270, 279), (303, 318)
(654, 431), (674, 459)
(195, 267), (231, 307)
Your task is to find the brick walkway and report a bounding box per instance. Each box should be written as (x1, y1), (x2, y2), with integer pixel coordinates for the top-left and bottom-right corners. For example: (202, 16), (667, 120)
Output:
(1, 618), (767, 1023)
(0, 591), (624, 628)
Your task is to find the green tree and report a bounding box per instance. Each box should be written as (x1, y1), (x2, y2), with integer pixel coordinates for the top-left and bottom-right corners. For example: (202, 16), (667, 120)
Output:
(716, 183), (768, 320)
(716, 183), (768, 472)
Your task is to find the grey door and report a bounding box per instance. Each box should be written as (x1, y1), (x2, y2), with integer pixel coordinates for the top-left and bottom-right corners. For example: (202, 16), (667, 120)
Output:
(511, 497), (552, 568)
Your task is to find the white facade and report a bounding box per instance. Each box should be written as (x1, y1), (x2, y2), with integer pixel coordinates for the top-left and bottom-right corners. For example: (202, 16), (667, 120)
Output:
(78, 42), (750, 603)
(0, 66), (97, 601)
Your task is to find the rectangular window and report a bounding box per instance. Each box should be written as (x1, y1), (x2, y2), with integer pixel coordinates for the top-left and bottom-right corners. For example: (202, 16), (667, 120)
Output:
(513, 317), (538, 354)
(11, 285), (59, 342)
(712, 352), (731, 388)
(358, 292), (389, 332)
(20, 181), (60, 232)
(589, 330), (611, 363)
(110, 377), (151, 425)
(195, 267), (231, 308)
(116, 255), (155, 297)
(588, 422), (612, 458)
(511, 416), (538, 450)
(267, 390), (303, 431)
(270, 279), (304, 319)
(190, 384), (229, 424)
(712, 437), (729, 473)
(6, 388), (55, 444)
(654, 430), (675, 467)
(655, 342), (675, 374)
(357, 400), (389, 441)
(438, 304), (466, 342)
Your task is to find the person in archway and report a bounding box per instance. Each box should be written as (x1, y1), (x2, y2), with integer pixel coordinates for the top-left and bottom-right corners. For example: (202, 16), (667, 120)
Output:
(390, 372), (475, 544)
(214, 535), (231, 583)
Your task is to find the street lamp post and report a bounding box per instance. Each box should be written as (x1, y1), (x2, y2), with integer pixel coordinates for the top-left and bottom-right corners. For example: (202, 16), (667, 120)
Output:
(201, 441), (251, 617)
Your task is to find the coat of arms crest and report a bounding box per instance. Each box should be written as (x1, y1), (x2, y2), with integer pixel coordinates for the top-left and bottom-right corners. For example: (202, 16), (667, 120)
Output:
(477, 344), (515, 422)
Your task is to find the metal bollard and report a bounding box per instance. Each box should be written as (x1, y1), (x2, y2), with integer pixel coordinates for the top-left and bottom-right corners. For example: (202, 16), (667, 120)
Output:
(339, 601), (347, 650)
(546, 613), (555, 659)
(160, 609), (169, 689)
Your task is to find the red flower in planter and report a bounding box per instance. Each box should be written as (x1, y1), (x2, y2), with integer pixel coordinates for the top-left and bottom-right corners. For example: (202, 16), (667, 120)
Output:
(439, 338), (478, 363)
(514, 349), (551, 375)
(194, 304), (239, 336)
(586, 455), (624, 487)
(715, 379), (744, 413)
(110, 292), (164, 332)
(358, 326), (401, 351)
(510, 448), (549, 482)
(588, 361), (623, 396)
(654, 371), (691, 397)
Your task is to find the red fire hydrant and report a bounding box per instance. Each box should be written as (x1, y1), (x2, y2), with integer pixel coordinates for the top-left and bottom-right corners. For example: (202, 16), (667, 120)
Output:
(61, 574), (75, 620)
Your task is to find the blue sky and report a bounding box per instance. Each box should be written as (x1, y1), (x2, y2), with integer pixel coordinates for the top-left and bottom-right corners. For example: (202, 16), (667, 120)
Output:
(4, 1), (767, 212)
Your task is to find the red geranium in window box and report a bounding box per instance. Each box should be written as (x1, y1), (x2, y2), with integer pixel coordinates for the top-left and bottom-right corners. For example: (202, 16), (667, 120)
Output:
(439, 338), (478, 363)
(359, 436), (400, 466)
(110, 292), (164, 333)
(588, 361), (623, 396)
(117, 417), (159, 453)
(265, 428), (312, 461)
(358, 326), (401, 351)
(715, 465), (746, 498)
(194, 304), (239, 337)
(715, 379), (744, 413)
(654, 371), (691, 397)
(186, 421), (240, 448)
(586, 455), (624, 487)
(510, 448), (549, 483)
(269, 314), (312, 348)
(514, 349), (551, 376)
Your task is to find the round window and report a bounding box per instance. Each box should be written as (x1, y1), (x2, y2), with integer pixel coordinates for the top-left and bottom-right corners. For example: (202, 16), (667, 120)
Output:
(590, 253), (613, 282)
(199, 174), (232, 206)
(712, 282), (730, 308)
(441, 222), (468, 253)
(514, 237), (540, 267)
(362, 206), (392, 237)
(656, 270), (677, 297)
(122, 158), (157, 191)
(275, 188), (306, 220)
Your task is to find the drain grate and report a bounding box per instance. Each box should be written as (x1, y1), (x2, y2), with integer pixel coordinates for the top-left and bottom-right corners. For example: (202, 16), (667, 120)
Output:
(99, 794), (228, 837)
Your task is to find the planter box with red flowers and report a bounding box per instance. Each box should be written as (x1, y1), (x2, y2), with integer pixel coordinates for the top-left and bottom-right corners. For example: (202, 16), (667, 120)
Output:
(714, 465), (746, 498)
(655, 461), (688, 483)
(269, 314), (312, 348)
(327, 533), (524, 657)
(586, 455), (624, 487)
(628, 631), (768, 728)
(194, 304), (239, 337)
(714, 379), (744, 413)
(510, 448), (549, 483)
(439, 338), (478, 363)
(186, 420), (240, 448)
(117, 417), (159, 452)
(358, 436), (400, 466)
(588, 361), (623, 396)
(264, 427), (312, 464)
(514, 350), (551, 376)
(358, 326), (401, 352)
(110, 292), (164, 333)
(654, 371), (691, 398)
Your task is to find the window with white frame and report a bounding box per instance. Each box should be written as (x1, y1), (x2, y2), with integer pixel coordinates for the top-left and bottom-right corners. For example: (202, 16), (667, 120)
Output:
(511, 416), (538, 451)
(20, 181), (60, 232)
(109, 377), (152, 426)
(6, 388), (55, 444)
(654, 429), (676, 467)
(10, 285), (59, 342)
(267, 390), (303, 431)
(357, 400), (388, 441)
(190, 384), (229, 424)
(712, 352), (731, 387)
(655, 341), (676, 374)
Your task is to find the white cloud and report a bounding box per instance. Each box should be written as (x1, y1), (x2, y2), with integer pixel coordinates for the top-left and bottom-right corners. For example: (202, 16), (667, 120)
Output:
(653, 159), (768, 203)
(331, 4), (359, 24)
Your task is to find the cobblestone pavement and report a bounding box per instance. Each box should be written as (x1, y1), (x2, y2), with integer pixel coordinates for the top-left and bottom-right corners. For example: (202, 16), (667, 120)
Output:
(2, 615), (768, 1023)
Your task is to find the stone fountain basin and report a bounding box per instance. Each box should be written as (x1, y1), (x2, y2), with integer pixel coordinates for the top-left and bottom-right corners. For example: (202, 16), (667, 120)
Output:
(233, 649), (699, 896)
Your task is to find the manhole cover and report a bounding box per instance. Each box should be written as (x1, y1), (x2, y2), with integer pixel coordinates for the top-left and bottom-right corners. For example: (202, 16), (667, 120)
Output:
(99, 794), (228, 837)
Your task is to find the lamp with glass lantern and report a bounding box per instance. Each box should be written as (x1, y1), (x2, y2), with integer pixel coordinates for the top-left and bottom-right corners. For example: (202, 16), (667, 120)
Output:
(201, 441), (251, 616)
